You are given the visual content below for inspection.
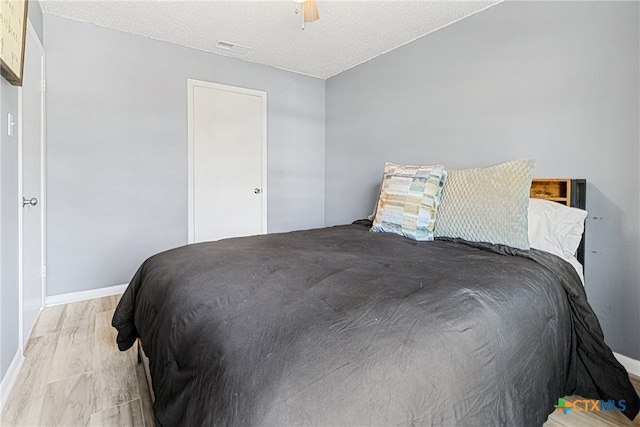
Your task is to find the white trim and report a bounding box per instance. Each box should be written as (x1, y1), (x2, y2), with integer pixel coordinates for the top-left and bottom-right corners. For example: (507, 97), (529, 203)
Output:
(17, 20), (47, 350)
(0, 349), (25, 413)
(186, 79), (268, 243)
(39, 31), (47, 313)
(187, 79), (195, 242)
(45, 284), (128, 307)
(261, 90), (268, 234)
(614, 352), (640, 377)
(17, 61), (24, 349)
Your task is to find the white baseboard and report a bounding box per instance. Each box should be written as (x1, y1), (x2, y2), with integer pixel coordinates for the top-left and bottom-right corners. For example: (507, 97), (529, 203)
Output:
(614, 352), (640, 377)
(45, 283), (128, 307)
(0, 349), (25, 412)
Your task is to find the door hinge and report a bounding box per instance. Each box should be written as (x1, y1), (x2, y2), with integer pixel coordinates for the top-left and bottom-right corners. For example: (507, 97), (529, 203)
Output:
(40, 80), (46, 92)
(41, 265), (47, 277)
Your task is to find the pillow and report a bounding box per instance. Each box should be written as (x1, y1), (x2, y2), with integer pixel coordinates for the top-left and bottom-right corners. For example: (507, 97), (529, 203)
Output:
(371, 162), (447, 241)
(528, 197), (587, 259)
(434, 159), (535, 250)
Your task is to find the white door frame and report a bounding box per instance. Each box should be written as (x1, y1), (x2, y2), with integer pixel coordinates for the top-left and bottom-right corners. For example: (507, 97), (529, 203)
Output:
(17, 20), (46, 351)
(187, 79), (267, 243)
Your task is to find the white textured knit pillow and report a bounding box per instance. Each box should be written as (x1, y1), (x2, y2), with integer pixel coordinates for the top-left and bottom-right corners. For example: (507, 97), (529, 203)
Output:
(434, 159), (535, 250)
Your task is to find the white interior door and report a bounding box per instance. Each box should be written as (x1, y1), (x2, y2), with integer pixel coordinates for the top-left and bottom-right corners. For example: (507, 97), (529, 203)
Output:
(19, 24), (45, 348)
(188, 80), (267, 243)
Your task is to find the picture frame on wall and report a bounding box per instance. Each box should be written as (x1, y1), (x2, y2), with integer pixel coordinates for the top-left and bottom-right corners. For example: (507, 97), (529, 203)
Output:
(0, 0), (29, 86)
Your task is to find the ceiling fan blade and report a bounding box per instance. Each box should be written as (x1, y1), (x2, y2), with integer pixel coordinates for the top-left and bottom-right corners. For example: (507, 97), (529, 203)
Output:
(303, 0), (319, 23)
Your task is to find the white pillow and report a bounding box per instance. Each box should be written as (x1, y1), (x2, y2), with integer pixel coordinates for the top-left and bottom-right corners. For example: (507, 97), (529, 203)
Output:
(528, 198), (587, 281)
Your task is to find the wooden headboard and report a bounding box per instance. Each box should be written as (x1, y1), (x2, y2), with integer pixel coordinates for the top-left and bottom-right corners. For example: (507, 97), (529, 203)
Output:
(530, 178), (587, 265)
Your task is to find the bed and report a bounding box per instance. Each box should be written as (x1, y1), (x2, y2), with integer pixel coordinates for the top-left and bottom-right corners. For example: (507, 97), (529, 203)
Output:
(113, 163), (640, 426)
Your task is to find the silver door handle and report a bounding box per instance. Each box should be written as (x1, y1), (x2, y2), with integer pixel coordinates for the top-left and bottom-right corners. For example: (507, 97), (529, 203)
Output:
(254, 188), (261, 194)
(23, 197), (38, 207)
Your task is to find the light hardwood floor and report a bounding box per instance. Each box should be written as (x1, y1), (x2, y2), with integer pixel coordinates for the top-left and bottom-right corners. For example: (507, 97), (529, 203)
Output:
(544, 373), (640, 427)
(1, 295), (639, 426)
(1, 295), (154, 426)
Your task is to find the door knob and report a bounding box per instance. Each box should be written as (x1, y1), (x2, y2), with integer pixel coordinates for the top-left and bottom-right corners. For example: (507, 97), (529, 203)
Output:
(254, 188), (261, 194)
(23, 197), (38, 207)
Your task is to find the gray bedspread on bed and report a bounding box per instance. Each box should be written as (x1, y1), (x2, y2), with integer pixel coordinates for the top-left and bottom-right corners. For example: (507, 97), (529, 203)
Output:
(112, 223), (639, 426)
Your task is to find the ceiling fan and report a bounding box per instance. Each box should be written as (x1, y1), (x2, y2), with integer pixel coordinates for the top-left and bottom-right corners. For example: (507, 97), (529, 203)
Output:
(295, 0), (320, 30)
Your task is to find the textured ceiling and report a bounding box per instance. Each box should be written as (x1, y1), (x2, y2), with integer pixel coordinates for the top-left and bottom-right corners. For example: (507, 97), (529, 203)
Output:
(40, 0), (502, 79)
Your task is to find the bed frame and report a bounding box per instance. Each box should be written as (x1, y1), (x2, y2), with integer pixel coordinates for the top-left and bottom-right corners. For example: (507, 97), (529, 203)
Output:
(137, 177), (587, 406)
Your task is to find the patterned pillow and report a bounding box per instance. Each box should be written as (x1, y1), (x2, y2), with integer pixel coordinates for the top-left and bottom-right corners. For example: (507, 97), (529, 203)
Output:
(434, 159), (535, 250)
(371, 162), (448, 241)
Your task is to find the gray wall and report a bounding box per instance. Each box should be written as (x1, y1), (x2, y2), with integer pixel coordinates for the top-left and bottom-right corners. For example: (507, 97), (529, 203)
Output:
(44, 15), (325, 297)
(0, 78), (21, 380)
(28, 0), (44, 43)
(1, 1), (44, 381)
(325, 2), (639, 359)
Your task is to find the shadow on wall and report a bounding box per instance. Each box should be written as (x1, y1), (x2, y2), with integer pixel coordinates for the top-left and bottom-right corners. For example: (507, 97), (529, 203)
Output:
(582, 182), (640, 358)
(365, 182), (382, 221)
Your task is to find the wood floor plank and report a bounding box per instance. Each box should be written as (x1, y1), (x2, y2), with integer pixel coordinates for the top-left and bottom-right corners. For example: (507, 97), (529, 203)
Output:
(38, 372), (93, 426)
(94, 295), (119, 313)
(92, 351), (140, 414)
(89, 399), (144, 426)
(64, 299), (97, 324)
(94, 309), (139, 368)
(47, 310), (96, 383)
(94, 310), (121, 367)
(0, 334), (58, 426)
(544, 415), (574, 427)
(29, 304), (66, 338)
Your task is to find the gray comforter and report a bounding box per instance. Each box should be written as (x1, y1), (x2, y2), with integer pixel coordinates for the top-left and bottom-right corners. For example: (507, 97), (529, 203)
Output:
(113, 222), (639, 426)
